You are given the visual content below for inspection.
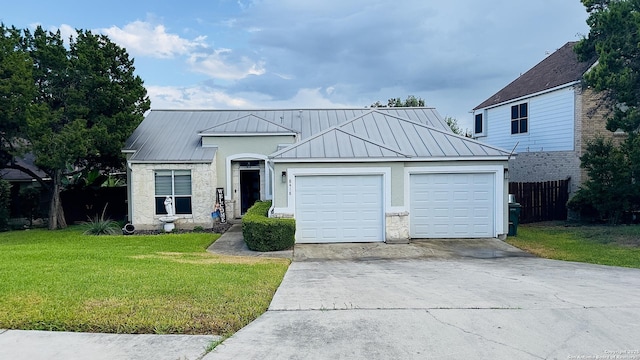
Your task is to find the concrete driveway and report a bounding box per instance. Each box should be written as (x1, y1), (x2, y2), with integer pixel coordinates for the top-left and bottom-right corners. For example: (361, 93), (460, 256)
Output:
(206, 240), (640, 359)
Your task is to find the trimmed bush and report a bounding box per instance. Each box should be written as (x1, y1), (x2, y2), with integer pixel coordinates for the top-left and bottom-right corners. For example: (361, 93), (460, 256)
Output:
(242, 201), (295, 252)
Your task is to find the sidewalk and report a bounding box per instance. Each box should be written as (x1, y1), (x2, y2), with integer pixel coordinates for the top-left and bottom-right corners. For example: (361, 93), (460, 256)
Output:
(0, 329), (218, 360)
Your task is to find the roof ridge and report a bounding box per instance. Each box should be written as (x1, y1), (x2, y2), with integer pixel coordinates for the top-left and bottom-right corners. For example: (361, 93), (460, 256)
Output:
(269, 113), (412, 158)
(198, 113), (297, 134)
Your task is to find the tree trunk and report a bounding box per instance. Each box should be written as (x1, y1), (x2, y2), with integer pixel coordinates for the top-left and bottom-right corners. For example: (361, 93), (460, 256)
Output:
(48, 169), (67, 229)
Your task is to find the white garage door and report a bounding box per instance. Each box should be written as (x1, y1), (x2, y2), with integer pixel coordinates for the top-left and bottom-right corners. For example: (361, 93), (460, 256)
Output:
(410, 173), (494, 238)
(295, 175), (384, 243)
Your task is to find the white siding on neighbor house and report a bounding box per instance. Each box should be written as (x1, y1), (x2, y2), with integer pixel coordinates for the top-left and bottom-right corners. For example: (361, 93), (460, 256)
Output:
(482, 86), (576, 153)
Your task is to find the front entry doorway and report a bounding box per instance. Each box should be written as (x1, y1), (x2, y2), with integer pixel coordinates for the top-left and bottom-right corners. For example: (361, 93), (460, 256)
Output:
(240, 170), (260, 214)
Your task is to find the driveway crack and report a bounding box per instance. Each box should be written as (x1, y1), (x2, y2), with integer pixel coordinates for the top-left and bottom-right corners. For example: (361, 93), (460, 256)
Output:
(426, 310), (546, 359)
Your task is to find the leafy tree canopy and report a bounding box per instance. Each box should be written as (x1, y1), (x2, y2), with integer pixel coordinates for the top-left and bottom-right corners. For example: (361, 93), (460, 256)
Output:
(574, 0), (640, 133)
(370, 95), (425, 108)
(0, 24), (150, 229)
(569, 0), (640, 222)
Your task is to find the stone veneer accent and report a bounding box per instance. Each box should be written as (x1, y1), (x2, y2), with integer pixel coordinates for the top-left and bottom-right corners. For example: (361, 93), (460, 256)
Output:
(129, 161), (217, 231)
(385, 212), (409, 243)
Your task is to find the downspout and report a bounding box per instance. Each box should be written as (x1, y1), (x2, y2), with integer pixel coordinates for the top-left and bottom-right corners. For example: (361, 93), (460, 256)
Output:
(126, 159), (134, 223)
(267, 159), (276, 218)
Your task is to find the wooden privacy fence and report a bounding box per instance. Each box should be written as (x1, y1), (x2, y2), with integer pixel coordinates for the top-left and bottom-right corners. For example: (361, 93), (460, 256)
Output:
(509, 179), (570, 223)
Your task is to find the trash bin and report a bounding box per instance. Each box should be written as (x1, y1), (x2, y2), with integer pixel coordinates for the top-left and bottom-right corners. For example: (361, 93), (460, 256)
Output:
(508, 202), (521, 236)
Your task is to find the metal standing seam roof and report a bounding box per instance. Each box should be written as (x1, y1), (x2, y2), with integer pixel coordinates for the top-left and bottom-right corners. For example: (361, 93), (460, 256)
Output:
(270, 110), (511, 160)
(198, 114), (297, 135)
(123, 108), (506, 162)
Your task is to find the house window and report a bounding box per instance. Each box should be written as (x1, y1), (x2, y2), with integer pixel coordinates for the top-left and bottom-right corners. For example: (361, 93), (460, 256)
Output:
(511, 103), (528, 134)
(155, 170), (192, 215)
(474, 113), (483, 135)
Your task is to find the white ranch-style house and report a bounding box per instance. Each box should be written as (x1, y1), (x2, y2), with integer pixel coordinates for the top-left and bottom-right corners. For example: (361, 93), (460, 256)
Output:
(123, 108), (511, 243)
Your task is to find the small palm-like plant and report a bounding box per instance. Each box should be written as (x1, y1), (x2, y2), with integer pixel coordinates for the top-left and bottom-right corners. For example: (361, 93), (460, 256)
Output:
(83, 204), (119, 235)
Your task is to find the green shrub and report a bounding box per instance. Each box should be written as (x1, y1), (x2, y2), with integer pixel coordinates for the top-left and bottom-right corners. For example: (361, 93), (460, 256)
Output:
(0, 179), (10, 231)
(83, 204), (119, 235)
(242, 201), (295, 252)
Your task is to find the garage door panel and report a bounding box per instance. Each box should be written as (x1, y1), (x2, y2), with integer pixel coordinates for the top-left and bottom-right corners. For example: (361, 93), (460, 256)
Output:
(410, 173), (494, 238)
(296, 175), (384, 243)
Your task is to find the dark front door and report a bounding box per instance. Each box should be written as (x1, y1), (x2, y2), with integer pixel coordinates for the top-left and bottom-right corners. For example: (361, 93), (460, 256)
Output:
(240, 170), (260, 214)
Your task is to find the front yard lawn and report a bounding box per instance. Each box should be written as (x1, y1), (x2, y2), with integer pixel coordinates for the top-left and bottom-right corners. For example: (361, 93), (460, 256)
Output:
(507, 223), (640, 268)
(0, 227), (290, 335)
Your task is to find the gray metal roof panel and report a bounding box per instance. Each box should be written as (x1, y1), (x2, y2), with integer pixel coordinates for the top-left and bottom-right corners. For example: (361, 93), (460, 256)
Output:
(124, 108), (503, 162)
(198, 114), (297, 135)
(271, 127), (410, 159)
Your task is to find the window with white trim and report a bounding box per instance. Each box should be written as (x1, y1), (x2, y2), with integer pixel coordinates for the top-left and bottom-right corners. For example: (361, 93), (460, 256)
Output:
(511, 103), (528, 134)
(474, 113), (484, 135)
(155, 170), (192, 215)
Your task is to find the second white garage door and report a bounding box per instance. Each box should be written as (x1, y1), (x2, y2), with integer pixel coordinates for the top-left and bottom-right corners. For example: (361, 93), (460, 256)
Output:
(410, 173), (495, 238)
(295, 175), (384, 243)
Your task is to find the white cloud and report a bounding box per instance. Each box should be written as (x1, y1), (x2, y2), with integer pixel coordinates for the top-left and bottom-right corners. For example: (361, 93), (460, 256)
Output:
(55, 24), (75, 42)
(147, 85), (251, 109)
(147, 85), (350, 110)
(187, 49), (266, 80)
(100, 21), (207, 58)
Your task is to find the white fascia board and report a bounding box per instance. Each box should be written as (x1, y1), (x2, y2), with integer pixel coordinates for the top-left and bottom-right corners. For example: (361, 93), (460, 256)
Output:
(128, 160), (213, 164)
(271, 156), (509, 163)
(199, 132), (296, 137)
(121, 149), (136, 153)
(479, 81), (581, 111)
(271, 157), (407, 163)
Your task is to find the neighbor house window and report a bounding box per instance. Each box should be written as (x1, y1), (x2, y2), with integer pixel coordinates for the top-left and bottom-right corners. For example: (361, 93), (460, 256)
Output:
(511, 103), (528, 134)
(474, 113), (483, 135)
(155, 170), (192, 215)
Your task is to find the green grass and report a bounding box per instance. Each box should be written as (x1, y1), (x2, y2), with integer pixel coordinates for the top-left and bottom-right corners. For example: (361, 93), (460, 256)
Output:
(0, 227), (290, 335)
(506, 223), (640, 268)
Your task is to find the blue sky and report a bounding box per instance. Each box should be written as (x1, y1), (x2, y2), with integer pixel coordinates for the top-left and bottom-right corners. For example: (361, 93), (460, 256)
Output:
(2, 0), (590, 129)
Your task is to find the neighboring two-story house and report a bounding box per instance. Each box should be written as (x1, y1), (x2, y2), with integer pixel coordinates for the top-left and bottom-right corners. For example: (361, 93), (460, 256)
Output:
(472, 41), (619, 198)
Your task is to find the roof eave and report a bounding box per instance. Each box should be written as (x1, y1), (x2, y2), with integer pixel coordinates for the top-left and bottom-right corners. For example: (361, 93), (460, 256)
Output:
(474, 81), (581, 112)
(270, 156), (510, 163)
(198, 132), (297, 137)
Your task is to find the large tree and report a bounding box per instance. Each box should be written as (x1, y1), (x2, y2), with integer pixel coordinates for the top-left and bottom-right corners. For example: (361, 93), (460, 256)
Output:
(571, 0), (640, 221)
(574, 0), (640, 133)
(0, 25), (150, 229)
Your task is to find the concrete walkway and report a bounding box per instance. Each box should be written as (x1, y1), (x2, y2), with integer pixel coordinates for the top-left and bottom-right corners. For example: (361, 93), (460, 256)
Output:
(206, 223), (293, 259)
(0, 330), (217, 360)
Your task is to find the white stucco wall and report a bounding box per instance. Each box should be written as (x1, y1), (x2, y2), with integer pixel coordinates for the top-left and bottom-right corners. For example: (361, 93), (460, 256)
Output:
(129, 160), (217, 230)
